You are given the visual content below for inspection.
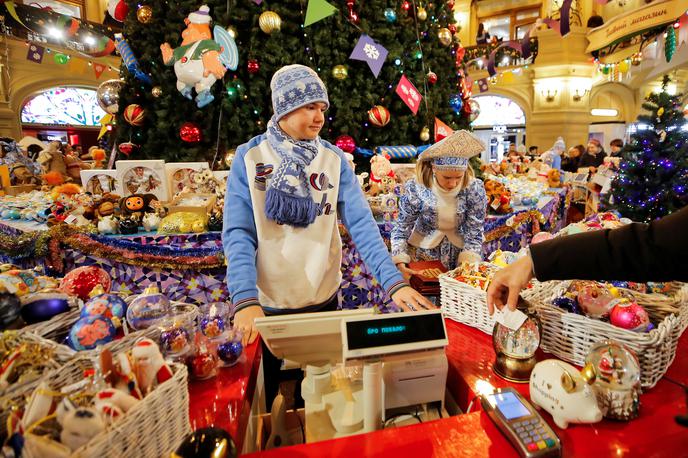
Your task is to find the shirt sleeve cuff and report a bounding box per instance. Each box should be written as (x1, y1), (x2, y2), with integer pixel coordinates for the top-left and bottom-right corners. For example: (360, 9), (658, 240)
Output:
(385, 279), (408, 298)
(233, 297), (261, 314)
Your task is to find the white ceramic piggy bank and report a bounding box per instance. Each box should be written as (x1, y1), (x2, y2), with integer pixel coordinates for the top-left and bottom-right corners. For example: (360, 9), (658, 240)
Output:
(529, 359), (603, 429)
(97, 215), (118, 234)
(142, 212), (161, 232)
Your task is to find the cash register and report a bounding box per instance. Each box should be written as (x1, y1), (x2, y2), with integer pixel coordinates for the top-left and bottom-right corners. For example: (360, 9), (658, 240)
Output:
(255, 309), (448, 442)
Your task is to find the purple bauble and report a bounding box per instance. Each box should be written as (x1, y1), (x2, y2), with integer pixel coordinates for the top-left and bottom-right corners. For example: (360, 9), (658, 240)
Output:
(217, 340), (243, 366)
(69, 315), (116, 351)
(160, 326), (191, 354)
(552, 296), (580, 314)
(200, 316), (225, 338)
(20, 295), (71, 324)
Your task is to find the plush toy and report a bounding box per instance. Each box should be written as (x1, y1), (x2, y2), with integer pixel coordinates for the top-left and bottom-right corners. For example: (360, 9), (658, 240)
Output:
(94, 193), (121, 219)
(47, 183), (82, 226)
(58, 399), (106, 451)
(368, 154), (395, 196)
(160, 5), (237, 108)
(100, 349), (143, 399)
(484, 179), (512, 214)
(63, 152), (91, 184)
(131, 338), (173, 395)
(94, 388), (140, 422)
(37, 141), (69, 184)
(142, 212), (161, 232)
(118, 193), (157, 223)
(547, 168), (561, 188)
(0, 138), (41, 185)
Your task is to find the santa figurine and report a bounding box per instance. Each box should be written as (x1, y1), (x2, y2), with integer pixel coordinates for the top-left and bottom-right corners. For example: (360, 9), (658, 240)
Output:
(131, 338), (173, 395)
(160, 5), (227, 108)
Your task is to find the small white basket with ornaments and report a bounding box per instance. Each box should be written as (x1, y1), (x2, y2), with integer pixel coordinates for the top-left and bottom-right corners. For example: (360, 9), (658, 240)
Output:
(17, 338), (190, 458)
(529, 279), (687, 389)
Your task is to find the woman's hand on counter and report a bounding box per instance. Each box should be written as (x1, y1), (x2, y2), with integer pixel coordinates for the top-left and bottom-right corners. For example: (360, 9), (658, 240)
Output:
(391, 286), (436, 312)
(234, 305), (265, 346)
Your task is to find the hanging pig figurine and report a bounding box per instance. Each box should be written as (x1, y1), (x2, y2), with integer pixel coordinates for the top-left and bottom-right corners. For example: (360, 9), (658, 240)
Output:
(160, 5), (238, 108)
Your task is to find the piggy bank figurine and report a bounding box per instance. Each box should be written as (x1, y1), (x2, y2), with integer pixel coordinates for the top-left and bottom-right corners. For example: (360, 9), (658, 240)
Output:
(97, 215), (118, 234)
(529, 359), (603, 429)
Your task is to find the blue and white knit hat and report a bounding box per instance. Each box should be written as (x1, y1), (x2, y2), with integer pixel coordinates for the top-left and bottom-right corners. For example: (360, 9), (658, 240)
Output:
(270, 64), (329, 121)
(418, 130), (484, 171)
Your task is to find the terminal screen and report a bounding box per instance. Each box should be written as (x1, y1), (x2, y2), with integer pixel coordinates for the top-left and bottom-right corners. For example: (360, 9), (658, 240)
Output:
(346, 313), (445, 350)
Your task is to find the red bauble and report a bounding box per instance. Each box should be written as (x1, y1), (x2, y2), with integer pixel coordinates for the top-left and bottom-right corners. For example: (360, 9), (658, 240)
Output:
(118, 142), (137, 156)
(335, 135), (356, 153)
(610, 301), (650, 331)
(446, 1), (455, 9)
(401, 1), (411, 11)
(367, 105), (390, 127)
(247, 59), (260, 74)
(427, 71), (438, 84)
(179, 122), (202, 143)
(60, 266), (112, 301)
(190, 351), (217, 379)
(448, 24), (457, 35)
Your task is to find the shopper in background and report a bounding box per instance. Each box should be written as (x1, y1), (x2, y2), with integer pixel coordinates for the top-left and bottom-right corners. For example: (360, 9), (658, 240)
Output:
(579, 139), (607, 172)
(561, 144), (584, 173)
(609, 138), (624, 157)
(476, 23), (491, 45)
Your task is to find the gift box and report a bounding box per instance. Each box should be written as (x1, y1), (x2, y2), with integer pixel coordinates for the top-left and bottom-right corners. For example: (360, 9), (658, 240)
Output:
(409, 260), (447, 296)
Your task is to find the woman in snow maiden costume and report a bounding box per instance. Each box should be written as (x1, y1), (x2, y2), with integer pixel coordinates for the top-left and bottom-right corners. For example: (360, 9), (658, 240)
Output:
(223, 65), (432, 402)
(391, 130), (488, 280)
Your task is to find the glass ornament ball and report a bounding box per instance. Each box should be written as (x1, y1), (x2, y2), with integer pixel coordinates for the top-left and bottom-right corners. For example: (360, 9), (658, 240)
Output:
(332, 65), (348, 80)
(96, 79), (124, 114)
(136, 5), (153, 23)
(126, 286), (171, 330)
(258, 11), (281, 34)
(247, 59), (260, 74)
(384, 8), (397, 23)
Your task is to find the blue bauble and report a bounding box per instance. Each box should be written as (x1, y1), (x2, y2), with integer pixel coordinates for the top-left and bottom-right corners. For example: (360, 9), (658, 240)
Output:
(552, 296), (580, 314)
(200, 316), (225, 338)
(160, 326), (191, 354)
(7, 209), (20, 220)
(217, 340), (243, 366)
(20, 296), (71, 324)
(69, 315), (116, 351)
(384, 8), (397, 23)
(449, 95), (463, 114)
(83, 294), (127, 320)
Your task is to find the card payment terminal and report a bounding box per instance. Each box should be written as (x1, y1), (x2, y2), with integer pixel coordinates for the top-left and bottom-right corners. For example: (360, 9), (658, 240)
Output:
(480, 387), (561, 458)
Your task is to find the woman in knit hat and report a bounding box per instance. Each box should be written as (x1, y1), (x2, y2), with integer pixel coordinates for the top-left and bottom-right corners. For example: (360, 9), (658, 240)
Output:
(391, 130), (488, 279)
(223, 64), (432, 405)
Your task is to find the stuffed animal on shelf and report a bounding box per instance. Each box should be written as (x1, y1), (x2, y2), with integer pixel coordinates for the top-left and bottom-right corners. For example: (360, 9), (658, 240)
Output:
(0, 137), (41, 185)
(94, 193), (121, 220)
(484, 179), (512, 214)
(547, 168), (561, 188)
(37, 141), (69, 185)
(368, 154), (395, 196)
(118, 194), (157, 223)
(64, 152), (91, 184)
(47, 183), (82, 225)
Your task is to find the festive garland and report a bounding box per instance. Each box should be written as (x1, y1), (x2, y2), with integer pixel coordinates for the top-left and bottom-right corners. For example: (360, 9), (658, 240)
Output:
(484, 210), (546, 243)
(0, 224), (225, 272)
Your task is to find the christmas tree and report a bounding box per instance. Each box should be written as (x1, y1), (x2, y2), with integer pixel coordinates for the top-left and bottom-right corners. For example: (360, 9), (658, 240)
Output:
(604, 76), (688, 222)
(112, 0), (472, 165)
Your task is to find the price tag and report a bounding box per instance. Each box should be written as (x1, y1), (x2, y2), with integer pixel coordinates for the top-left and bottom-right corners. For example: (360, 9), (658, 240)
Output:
(493, 307), (528, 331)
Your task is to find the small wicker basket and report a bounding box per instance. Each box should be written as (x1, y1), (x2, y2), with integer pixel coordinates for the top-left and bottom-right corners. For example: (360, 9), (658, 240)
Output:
(532, 280), (687, 389)
(22, 355), (190, 458)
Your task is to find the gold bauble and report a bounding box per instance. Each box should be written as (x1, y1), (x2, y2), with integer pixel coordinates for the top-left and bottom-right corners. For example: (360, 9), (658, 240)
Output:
(417, 6), (427, 21)
(226, 26), (238, 39)
(438, 28), (452, 46)
(151, 86), (163, 98)
(631, 52), (642, 66)
(420, 126), (430, 142)
(136, 5), (153, 24)
(259, 11), (281, 34)
(224, 149), (236, 168)
(332, 65), (348, 80)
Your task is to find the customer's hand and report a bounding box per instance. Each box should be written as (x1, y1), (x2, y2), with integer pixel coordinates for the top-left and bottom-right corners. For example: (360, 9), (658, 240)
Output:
(234, 305), (265, 346)
(486, 255), (534, 315)
(396, 263), (421, 283)
(391, 286), (436, 311)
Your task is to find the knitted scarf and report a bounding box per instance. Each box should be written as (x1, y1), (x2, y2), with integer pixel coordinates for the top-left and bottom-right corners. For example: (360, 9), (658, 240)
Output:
(264, 117), (320, 228)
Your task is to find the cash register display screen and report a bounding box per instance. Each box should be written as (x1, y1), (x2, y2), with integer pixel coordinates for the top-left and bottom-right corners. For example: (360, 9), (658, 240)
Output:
(345, 313), (445, 350)
(490, 392), (530, 420)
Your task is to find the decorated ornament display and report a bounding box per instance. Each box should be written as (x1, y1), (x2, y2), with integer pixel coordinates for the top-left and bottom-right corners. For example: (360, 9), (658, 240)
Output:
(217, 334), (243, 366)
(247, 59), (260, 74)
(567, 280), (616, 319)
(136, 5), (153, 23)
(69, 315), (117, 351)
(438, 28), (452, 46)
(123, 104), (145, 126)
(82, 286), (127, 326)
(332, 65), (348, 80)
(126, 286), (171, 330)
(585, 340), (641, 421)
(188, 335), (218, 380)
(107, 0), (128, 22)
(96, 79), (123, 115)
(384, 8), (397, 23)
(118, 142), (138, 156)
(367, 105), (390, 127)
(609, 300), (650, 332)
(179, 122), (202, 143)
(259, 11), (281, 34)
(199, 302), (229, 339)
(160, 5), (238, 108)
(151, 86), (163, 98)
(60, 266), (111, 301)
(174, 427), (236, 458)
(419, 126), (430, 142)
(335, 135), (356, 153)
(160, 322), (191, 355)
(427, 71), (438, 85)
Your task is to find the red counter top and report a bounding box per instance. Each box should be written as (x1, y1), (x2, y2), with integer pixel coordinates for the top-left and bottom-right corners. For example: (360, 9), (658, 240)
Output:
(191, 319), (688, 457)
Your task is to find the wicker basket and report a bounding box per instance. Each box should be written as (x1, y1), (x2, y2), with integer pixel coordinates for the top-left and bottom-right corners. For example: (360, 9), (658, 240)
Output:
(532, 280), (686, 389)
(22, 355), (190, 458)
(439, 268), (553, 335)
